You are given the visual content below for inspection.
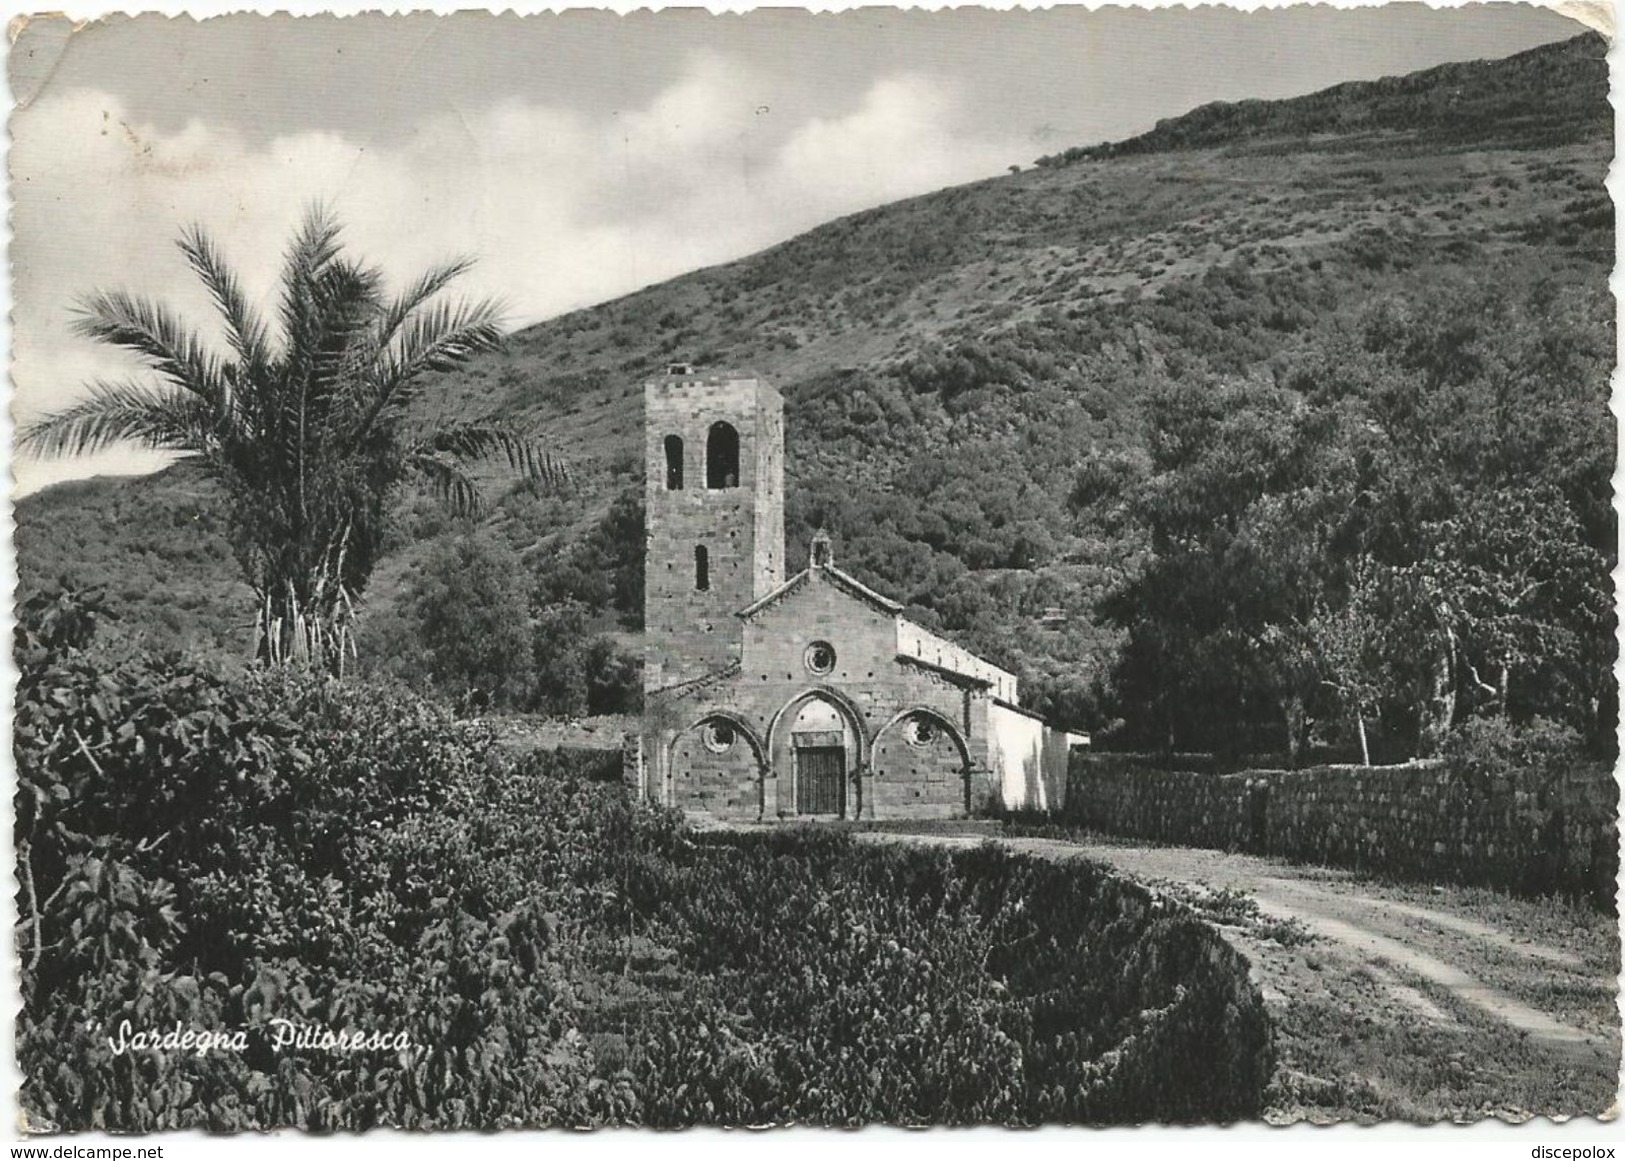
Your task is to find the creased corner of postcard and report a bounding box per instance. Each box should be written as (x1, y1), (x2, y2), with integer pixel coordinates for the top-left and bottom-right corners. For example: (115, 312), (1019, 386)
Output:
(10, 13), (90, 113)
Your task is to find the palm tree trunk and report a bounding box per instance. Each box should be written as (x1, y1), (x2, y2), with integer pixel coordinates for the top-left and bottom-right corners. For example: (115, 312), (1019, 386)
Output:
(253, 582), (347, 674)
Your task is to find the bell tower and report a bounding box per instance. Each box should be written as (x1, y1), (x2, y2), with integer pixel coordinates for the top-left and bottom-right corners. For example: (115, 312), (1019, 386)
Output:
(643, 365), (785, 691)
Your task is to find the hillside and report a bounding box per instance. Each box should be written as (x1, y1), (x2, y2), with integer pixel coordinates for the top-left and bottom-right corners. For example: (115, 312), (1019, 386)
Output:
(16, 31), (1612, 731)
(1036, 31), (1611, 164)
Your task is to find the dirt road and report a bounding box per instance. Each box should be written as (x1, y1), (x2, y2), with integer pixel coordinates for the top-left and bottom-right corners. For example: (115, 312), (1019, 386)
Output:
(852, 830), (1621, 1123)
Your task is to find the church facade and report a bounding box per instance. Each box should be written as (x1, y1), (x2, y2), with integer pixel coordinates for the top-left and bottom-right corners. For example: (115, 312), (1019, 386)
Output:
(634, 365), (1086, 822)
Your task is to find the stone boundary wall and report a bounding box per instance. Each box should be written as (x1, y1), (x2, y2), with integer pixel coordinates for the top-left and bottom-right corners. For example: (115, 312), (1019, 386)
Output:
(1067, 760), (1261, 853)
(1068, 754), (1619, 907)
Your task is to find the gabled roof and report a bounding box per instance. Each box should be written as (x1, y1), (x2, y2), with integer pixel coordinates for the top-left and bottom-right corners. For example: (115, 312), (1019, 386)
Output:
(736, 563), (903, 621)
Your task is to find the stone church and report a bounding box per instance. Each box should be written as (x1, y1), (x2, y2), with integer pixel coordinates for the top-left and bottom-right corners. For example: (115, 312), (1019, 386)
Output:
(634, 365), (1087, 822)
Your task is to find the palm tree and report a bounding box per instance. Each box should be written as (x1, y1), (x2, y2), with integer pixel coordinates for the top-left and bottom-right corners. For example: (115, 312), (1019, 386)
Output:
(20, 206), (565, 672)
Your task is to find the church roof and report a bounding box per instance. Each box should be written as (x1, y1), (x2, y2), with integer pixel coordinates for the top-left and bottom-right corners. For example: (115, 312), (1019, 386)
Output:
(734, 534), (1015, 701)
(736, 562), (903, 621)
(895, 653), (995, 689)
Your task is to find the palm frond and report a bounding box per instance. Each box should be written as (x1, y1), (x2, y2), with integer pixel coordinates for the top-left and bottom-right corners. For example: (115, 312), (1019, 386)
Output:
(411, 422), (570, 489)
(279, 254), (387, 480)
(373, 257), (480, 351)
(303, 260), (387, 402)
(70, 292), (226, 401)
(17, 380), (221, 459)
(352, 296), (505, 442)
(406, 450), (485, 520)
(178, 223), (270, 370)
(278, 205), (345, 327)
(394, 296), (506, 373)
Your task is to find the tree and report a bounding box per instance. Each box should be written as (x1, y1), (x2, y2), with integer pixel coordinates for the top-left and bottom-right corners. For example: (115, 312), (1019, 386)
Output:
(19, 207), (563, 671)
(392, 530), (537, 711)
(581, 635), (644, 716)
(1415, 484), (1611, 733)
(1308, 559), (1391, 766)
(1094, 377), (1354, 760)
(531, 602), (590, 717)
(532, 485), (646, 628)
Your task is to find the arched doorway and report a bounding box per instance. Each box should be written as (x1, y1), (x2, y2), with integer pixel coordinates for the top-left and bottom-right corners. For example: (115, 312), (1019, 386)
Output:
(767, 689), (867, 819)
(790, 699), (848, 816)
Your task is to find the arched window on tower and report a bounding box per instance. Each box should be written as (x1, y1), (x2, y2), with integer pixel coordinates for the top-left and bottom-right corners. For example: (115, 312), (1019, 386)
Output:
(664, 435), (684, 491)
(695, 545), (710, 591)
(706, 422), (739, 489)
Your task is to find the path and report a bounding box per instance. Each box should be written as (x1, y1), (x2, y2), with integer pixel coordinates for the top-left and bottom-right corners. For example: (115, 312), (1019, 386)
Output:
(848, 830), (1621, 1122)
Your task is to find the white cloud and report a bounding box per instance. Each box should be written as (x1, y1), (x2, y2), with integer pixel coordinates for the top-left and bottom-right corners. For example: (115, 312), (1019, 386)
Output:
(776, 74), (995, 210)
(11, 54), (1022, 494)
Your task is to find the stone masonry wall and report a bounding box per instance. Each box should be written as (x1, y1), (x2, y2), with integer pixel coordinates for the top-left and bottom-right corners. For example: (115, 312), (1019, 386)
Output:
(644, 569), (997, 822)
(869, 725), (967, 819)
(1067, 756), (1258, 852)
(1067, 754), (1619, 906)
(643, 375), (784, 690)
(740, 570), (982, 821)
(670, 725), (764, 820)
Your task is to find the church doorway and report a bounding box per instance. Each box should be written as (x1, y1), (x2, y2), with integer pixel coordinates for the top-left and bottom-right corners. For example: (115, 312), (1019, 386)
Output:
(786, 696), (854, 817)
(795, 746), (846, 815)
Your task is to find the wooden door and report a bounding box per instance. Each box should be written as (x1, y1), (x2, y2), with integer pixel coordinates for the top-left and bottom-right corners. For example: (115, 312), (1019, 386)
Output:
(796, 746), (845, 816)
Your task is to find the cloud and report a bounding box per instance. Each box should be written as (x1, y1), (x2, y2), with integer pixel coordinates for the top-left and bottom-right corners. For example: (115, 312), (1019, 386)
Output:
(776, 74), (994, 210)
(10, 54), (1022, 494)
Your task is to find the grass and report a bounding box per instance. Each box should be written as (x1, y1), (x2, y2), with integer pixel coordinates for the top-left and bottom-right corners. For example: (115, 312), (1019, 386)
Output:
(1375, 879), (1621, 970)
(1143, 881), (1317, 950)
(1258, 943), (1617, 1124)
(1224, 876), (1618, 1123)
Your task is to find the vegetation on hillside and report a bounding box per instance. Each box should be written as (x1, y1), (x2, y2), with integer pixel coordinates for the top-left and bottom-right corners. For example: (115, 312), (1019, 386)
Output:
(1037, 32), (1609, 165)
(1087, 269), (1614, 759)
(358, 527), (641, 716)
(12, 35), (1611, 1131)
(16, 33), (1611, 757)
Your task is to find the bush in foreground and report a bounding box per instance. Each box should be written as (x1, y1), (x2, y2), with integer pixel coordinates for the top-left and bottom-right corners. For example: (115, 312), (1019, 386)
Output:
(16, 593), (625, 1130)
(607, 829), (1272, 1124)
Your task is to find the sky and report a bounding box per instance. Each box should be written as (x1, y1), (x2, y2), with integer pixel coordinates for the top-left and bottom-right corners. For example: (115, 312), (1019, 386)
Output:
(7, 2), (1593, 495)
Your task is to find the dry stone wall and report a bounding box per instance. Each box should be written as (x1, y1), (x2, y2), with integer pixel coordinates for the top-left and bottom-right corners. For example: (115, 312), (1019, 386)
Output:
(1068, 754), (1618, 907)
(1067, 757), (1260, 853)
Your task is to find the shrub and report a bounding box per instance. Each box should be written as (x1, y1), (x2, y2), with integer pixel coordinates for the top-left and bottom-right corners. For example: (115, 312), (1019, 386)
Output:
(16, 592), (627, 1130)
(1441, 715), (1586, 791)
(601, 829), (1273, 1125)
(360, 529), (536, 711)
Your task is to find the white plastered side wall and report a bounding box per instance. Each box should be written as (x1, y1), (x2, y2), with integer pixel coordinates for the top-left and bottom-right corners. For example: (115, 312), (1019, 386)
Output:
(987, 703), (1085, 812)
